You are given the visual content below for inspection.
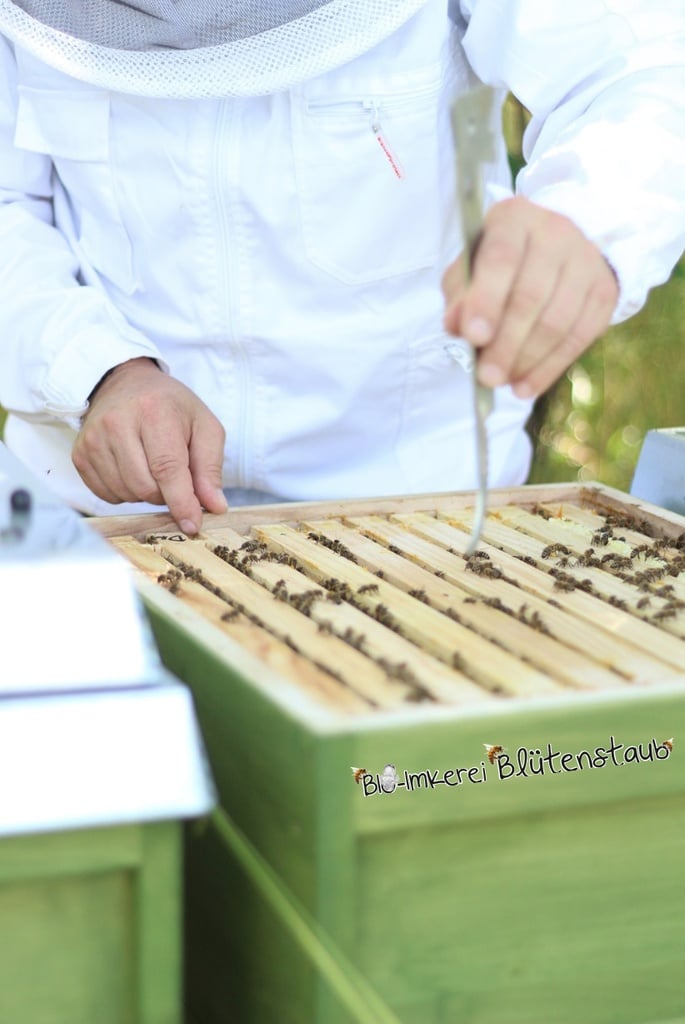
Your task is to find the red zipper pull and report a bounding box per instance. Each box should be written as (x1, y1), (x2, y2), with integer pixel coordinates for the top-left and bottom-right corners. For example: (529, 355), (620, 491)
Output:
(368, 101), (405, 180)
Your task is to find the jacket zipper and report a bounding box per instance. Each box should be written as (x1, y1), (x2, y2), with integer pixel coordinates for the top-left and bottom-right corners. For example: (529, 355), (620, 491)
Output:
(213, 99), (252, 489)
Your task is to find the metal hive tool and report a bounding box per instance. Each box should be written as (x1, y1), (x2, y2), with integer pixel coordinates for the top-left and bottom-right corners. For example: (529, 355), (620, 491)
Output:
(450, 85), (497, 555)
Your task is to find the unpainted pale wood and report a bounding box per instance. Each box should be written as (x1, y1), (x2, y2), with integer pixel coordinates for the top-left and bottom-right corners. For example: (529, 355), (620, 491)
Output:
(305, 517), (641, 691)
(574, 483), (685, 540)
(114, 537), (370, 713)
(89, 483), (584, 540)
(399, 512), (685, 669)
(108, 498), (685, 711)
(254, 523), (562, 699)
(345, 514), (682, 687)
(438, 509), (685, 636)
(153, 538), (416, 709)
(89, 481), (685, 542)
(206, 528), (492, 707)
(538, 501), (685, 553)
(493, 505), (685, 605)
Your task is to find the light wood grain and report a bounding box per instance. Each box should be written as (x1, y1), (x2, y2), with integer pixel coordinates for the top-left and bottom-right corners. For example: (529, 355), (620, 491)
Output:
(491, 505), (685, 602)
(113, 537), (369, 713)
(206, 528), (493, 708)
(254, 523), (564, 699)
(399, 511), (685, 669)
(343, 514), (683, 687)
(434, 508), (685, 637)
(87, 482), (598, 539)
(101, 485), (685, 715)
(151, 537), (424, 709)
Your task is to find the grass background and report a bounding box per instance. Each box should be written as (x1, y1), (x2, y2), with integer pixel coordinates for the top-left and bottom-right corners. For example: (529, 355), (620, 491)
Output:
(1, 99), (683, 491)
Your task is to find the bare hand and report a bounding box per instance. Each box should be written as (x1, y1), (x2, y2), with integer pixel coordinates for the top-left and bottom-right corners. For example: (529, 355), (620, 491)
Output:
(442, 196), (619, 398)
(72, 357), (227, 533)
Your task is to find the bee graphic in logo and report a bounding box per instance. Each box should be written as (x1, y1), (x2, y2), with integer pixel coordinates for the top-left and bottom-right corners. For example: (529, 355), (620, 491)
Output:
(350, 767), (368, 784)
(484, 744), (505, 765)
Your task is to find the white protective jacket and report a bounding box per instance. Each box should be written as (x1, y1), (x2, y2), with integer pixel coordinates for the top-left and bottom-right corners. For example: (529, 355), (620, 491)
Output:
(0, 0), (684, 514)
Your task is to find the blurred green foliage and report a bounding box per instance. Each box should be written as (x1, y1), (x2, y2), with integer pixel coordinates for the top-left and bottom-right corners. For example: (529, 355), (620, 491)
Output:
(527, 263), (685, 489)
(502, 95), (685, 490)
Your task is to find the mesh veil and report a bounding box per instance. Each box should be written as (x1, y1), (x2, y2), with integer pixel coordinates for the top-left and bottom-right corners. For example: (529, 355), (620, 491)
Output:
(0, 0), (430, 97)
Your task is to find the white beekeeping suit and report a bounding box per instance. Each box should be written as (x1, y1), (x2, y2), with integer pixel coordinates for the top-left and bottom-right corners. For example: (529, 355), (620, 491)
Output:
(0, 0), (683, 515)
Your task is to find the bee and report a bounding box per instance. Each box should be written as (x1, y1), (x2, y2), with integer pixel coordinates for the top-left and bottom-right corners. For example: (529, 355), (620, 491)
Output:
(351, 767), (368, 784)
(484, 744), (505, 764)
(541, 543), (571, 559)
(662, 738), (674, 752)
(156, 569), (182, 594)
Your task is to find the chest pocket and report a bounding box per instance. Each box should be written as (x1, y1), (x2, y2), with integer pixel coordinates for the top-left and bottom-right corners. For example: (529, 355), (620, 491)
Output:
(291, 65), (444, 286)
(14, 85), (136, 295)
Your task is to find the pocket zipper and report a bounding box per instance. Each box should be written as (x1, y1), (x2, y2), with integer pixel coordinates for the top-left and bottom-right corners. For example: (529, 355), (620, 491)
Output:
(367, 100), (405, 180)
(305, 94), (427, 182)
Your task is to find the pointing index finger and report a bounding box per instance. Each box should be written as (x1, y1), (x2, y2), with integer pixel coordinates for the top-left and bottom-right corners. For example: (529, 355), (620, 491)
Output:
(141, 416), (203, 534)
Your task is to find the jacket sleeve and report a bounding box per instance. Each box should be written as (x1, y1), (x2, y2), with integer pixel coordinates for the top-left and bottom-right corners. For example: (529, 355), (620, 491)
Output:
(459, 0), (685, 323)
(0, 37), (166, 429)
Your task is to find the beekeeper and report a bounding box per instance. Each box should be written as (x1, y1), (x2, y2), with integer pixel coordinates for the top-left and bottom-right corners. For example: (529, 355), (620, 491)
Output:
(0, 1), (683, 534)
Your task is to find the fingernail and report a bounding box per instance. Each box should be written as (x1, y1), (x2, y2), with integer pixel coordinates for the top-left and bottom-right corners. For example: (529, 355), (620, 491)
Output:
(465, 317), (493, 344)
(478, 363), (505, 388)
(214, 489), (229, 512)
(180, 519), (198, 536)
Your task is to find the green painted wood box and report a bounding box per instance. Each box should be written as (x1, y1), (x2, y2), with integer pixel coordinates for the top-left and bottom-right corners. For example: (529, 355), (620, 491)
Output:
(0, 820), (180, 1024)
(0, 437), (214, 1024)
(97, 483), (685, 1024)
(0, 679), (213, 1024)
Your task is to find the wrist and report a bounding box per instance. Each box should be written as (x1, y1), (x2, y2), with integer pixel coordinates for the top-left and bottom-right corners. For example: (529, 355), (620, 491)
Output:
(87, 357), (161, 403)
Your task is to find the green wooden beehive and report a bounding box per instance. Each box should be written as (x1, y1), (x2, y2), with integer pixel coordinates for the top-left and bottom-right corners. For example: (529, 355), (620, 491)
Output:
(0, 468), (214, 1022)
(99, 483), (685, 1024)
(0, 820), (180, 1024)
(0, 678), (214, 1024)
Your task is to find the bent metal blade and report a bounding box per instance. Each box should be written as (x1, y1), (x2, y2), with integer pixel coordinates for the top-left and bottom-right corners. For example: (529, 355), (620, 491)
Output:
(450, 86), (496, 555)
